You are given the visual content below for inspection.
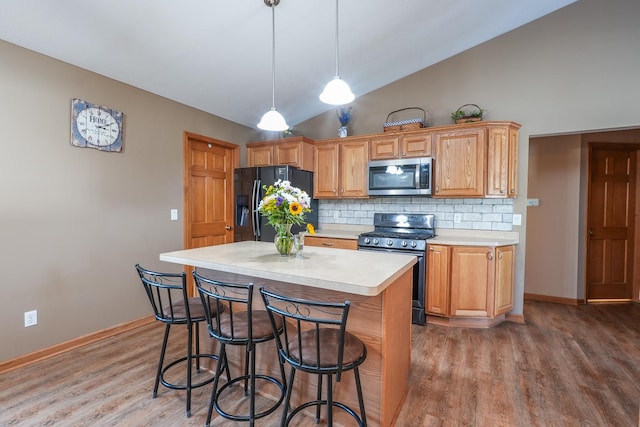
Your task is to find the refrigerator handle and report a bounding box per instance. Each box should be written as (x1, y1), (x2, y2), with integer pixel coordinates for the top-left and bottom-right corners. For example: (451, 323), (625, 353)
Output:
(252, 179), (261, 238)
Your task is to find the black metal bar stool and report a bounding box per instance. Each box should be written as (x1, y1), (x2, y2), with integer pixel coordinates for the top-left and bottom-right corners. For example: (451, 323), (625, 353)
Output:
(193, 271), (286, 427)
(135, 264), (222, 418)
(260, 288), (368, 427)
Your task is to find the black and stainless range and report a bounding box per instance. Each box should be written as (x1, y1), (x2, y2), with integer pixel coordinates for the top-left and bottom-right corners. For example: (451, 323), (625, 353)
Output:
(357, 213), (435, 325)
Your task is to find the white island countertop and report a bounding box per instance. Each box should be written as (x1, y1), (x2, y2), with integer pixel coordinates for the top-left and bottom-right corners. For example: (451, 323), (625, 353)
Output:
(160, 241), (417, 296)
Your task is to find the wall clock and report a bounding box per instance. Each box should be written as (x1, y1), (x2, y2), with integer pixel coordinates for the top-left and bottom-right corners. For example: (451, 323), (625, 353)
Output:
(71, 99), (124, 152)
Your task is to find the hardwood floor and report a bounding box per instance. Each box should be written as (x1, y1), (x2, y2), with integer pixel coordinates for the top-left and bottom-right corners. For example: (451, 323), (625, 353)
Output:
(1, 300), (639, 426)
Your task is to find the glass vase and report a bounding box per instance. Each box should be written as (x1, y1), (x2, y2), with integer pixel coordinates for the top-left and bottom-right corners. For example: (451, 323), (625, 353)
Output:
(274, 223), (294, 256)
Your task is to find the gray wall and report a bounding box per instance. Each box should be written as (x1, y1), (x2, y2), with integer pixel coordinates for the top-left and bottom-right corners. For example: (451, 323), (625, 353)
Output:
(0, 40), (257, 362)
(297, 0), (640, 316)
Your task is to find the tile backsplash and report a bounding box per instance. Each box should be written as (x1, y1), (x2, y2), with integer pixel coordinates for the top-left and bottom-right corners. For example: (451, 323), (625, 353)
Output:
(318, 197), (514, 231)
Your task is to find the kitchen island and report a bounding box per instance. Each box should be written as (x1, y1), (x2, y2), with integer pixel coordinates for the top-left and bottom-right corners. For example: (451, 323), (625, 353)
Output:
(160, 241), (416, 427)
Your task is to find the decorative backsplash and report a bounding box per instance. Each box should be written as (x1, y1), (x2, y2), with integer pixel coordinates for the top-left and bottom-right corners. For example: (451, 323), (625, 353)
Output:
(318, 197), (514, 231)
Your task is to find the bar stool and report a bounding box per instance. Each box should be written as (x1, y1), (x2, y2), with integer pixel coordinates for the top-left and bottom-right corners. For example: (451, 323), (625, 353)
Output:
(260, 288), (368, 427)
(134, 264), (221, 418)
(193, 272), (286, 427)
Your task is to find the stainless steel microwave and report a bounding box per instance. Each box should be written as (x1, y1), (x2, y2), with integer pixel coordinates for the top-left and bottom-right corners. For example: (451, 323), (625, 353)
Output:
(368, 157), (433, 196)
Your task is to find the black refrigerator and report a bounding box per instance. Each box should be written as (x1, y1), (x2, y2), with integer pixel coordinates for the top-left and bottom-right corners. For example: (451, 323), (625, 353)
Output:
(234, 165), (318, 242)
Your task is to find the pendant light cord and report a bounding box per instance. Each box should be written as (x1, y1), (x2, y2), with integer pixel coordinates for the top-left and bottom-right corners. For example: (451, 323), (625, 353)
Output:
(270, 1), (277, 109)
(334, 0), (340, 77)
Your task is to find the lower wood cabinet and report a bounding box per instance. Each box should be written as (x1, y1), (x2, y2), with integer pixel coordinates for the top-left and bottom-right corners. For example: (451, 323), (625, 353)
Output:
(427, 244), (514, 326)
(304, 236), (358, 250)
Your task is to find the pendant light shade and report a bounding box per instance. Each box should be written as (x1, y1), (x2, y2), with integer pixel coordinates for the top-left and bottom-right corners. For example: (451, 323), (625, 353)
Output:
(257, 108), (288, 131)
(258, 0), (289, 131)
(319, 76), (354, 105)
(319, 0), (354, 106)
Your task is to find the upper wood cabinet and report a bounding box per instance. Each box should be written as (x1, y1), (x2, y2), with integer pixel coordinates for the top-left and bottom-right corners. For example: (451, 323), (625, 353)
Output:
(314, 138), (369, 199)
(247, 143), (273, 167)
(247, 137), (315, 171)
(247, 121), (520, 199)
(434, 128), (486, 197)
(370, 130), (432, 160)
(433, 122), (520, 198)
(486, 125), (519, 197)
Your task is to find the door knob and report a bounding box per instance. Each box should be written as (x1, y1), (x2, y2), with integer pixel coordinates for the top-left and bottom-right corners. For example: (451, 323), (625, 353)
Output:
(226, 226), (232, 231)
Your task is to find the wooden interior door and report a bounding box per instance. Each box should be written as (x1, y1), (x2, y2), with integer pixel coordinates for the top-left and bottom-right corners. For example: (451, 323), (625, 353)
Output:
(183, 132), (238, 294)
(587, 144), (636, 300)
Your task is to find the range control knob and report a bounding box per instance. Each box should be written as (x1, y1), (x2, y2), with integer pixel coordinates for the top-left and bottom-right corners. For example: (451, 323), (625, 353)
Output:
(373, 238), (379, 245)
(410, 241), (417, 248)
(386, 239), (394, 246)
(401, 240), (408, 247)
(363, 237), (370, 244)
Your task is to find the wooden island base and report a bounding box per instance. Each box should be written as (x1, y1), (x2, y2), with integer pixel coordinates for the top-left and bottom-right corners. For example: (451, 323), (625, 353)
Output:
(197, 268), (412, 427)
(160, 242), (417, 427)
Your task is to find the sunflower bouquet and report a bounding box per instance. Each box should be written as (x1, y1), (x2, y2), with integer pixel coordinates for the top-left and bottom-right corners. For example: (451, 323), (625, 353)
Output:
(258, 180), (312, 255)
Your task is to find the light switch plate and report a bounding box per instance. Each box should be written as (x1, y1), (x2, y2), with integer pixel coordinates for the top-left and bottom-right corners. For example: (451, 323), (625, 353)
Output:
(513, 214), (522, 226)
(170, 209), (178, 221)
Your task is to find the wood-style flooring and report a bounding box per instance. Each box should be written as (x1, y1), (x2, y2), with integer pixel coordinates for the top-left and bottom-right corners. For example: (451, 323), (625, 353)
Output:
(1, 300), (639, 426)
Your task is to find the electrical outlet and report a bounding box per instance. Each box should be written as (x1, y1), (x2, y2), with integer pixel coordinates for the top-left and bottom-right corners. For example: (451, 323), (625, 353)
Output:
(454, 213), (462, 223)
(24, 310), (37, 327)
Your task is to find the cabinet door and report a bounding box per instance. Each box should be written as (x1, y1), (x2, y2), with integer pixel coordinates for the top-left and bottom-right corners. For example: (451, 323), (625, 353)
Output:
(494, 245), (515, 315)
(450, 246), (494, 317)
(486, 125), (518, 197)
(274, 138), (315, 171)
(507, 127), (518, 197)
(247, 144), (274, 167)
(339, 139), (369, 198)
(370, 135), (399, 160)
(400, 133), (432, 157)
(314, 142), (340, 198)
(427, 244), (450, 315)
(275, 141), (302, 168)
(434, 129), (485, 197)
(486, 126), (509, 197)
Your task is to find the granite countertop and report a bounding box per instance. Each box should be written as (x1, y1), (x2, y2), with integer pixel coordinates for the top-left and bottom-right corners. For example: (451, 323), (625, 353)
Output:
(313, 225), (519, 247)
(160, 241), (416, 296)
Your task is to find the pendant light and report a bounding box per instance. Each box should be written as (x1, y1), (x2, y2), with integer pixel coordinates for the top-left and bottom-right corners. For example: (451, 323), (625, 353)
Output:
(319, 0), (354, 105)
(258, 0), (289, 131)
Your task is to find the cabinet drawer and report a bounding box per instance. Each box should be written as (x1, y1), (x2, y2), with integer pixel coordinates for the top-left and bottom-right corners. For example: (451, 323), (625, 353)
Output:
(305, 236), (358, 250)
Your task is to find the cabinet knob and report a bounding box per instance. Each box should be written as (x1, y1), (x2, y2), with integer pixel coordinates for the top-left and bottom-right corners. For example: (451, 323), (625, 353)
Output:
(429, 247), (434, 251)
(402, 153), (406, 157)
(500, 189), (506, 194)
(487, 252), (494, 260)
(322, 242), (334, 247)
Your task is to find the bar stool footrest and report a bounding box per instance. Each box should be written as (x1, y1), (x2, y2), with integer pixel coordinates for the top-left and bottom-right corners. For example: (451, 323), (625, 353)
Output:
(214, 374), (285, 421)
(159, 353), (219, 392)
(286, 400), (365, 427)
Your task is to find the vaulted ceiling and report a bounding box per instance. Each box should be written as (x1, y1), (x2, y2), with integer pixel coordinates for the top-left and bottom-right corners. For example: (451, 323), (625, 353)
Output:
(0, 0), (576, 128)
